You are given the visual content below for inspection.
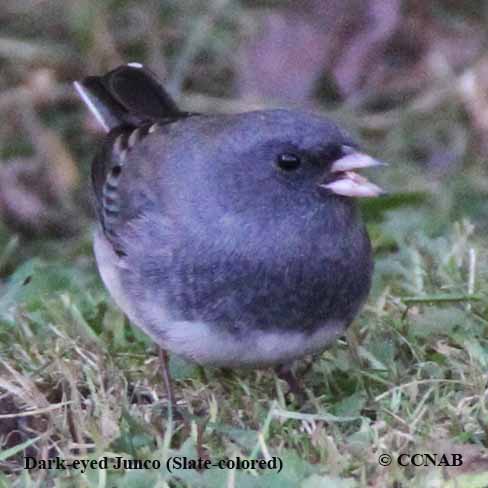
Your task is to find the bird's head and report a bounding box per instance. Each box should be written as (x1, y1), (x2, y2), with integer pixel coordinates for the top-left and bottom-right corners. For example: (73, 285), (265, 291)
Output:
(190, 109), (384, 224)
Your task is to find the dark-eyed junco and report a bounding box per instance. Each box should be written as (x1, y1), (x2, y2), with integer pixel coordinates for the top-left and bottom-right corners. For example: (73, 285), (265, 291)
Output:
(75, 64), (383, 371)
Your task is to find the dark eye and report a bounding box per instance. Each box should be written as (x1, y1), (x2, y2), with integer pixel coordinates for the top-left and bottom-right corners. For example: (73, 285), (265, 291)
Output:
(277, 153), (301, 171)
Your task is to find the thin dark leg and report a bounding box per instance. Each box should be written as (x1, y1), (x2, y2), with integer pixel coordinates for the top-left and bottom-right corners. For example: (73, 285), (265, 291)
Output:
(275, 364), (306, 405)
(158, 347), (175, 411)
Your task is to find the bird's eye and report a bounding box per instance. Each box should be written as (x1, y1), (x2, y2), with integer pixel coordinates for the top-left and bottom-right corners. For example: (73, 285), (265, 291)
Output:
(277, 153), (301, 171)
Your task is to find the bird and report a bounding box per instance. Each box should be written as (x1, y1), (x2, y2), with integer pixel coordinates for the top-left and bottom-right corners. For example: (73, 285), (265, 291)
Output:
(74, 63), (384, 399)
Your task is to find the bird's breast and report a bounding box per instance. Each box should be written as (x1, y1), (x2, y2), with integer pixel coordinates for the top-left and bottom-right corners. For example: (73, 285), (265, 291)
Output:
(161, 212), (373, 334)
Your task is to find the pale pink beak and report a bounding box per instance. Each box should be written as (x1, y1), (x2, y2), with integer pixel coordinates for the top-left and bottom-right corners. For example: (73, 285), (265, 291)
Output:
(320, 147), (385, 198)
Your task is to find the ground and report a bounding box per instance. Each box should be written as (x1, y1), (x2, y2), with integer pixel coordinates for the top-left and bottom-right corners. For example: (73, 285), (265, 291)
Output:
(1, 1), (488, 486)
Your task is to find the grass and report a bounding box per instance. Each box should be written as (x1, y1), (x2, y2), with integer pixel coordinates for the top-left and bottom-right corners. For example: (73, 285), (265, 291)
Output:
(1, 1), (488, 486)
(1, 184), (487, 487)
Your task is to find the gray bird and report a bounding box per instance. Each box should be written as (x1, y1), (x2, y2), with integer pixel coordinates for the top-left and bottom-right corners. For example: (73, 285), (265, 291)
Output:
(75, 64), (383, 380)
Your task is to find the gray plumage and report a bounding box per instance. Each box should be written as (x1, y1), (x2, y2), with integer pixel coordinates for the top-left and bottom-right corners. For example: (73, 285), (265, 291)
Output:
(76, 65), (381, 368)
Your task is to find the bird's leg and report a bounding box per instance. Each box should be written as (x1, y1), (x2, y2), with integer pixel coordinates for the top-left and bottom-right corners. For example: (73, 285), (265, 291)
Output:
(275, 363), (306, 405)
(158, 347), (175, 412)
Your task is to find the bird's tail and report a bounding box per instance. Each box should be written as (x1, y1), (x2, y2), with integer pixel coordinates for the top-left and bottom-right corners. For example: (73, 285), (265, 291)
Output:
(74, 63), (182, 132)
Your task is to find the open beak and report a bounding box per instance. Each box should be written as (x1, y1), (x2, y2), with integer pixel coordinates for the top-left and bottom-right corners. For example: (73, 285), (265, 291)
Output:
(319, 146), (386, 198)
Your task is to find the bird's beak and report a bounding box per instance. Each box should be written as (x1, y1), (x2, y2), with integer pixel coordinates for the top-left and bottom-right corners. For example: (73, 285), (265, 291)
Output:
(319, 147), (385, 198)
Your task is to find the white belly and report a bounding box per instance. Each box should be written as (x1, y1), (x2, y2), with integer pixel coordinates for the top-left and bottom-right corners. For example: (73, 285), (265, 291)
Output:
(154, 317), (346, 367)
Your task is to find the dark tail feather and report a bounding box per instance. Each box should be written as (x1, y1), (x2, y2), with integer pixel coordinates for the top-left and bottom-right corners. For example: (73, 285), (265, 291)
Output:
(74, 63), (181, 132)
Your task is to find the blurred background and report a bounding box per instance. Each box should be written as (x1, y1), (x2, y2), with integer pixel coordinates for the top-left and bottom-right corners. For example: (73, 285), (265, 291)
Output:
(0, 0), (487, 258)
(2, 1), (488, 484)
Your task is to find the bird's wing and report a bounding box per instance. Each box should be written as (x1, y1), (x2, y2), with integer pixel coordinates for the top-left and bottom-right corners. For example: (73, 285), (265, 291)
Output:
(75, 64), (191, 256)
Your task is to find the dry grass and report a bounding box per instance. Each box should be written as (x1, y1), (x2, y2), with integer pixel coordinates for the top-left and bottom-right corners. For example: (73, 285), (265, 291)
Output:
(1, 1), (488, 486)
